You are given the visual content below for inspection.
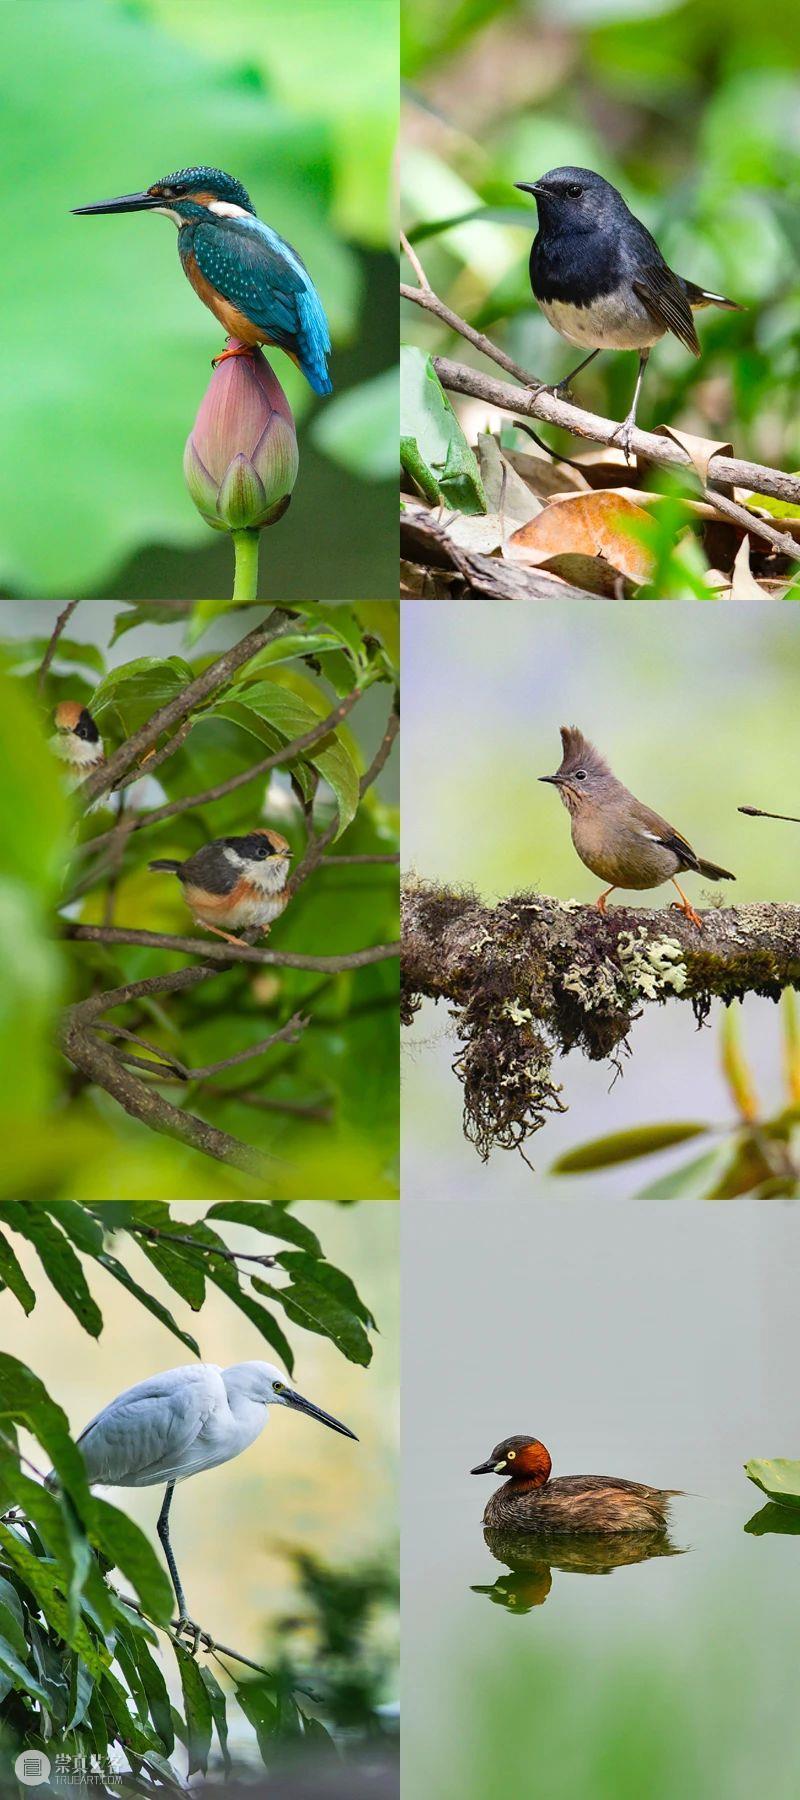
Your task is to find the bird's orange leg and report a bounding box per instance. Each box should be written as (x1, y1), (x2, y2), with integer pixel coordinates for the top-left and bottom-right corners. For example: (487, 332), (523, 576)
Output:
(595, 886), (617, 914)
(670, 881), (703, 930)
(211, 343), (257, 369)
(194, 919), (245, 948)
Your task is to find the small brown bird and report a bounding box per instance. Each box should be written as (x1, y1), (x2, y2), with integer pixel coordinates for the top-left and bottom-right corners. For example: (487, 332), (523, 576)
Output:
(150, 828), (291, 946)
(541, 725), (734, 929)
(52, 701), (104, 783)
(471, 1435), (682, 1535)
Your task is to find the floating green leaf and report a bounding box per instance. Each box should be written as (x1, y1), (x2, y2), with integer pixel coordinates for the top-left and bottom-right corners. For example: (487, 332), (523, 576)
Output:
(744, 1458), (800, 1509)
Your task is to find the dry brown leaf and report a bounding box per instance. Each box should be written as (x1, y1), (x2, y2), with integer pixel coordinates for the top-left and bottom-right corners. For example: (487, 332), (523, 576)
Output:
(477, 434), (543, 526)
(506, 490), (654, 586)
(653, 425), (733, 484)
(505, 447), (590, 498)
(729, 536), (770, 600)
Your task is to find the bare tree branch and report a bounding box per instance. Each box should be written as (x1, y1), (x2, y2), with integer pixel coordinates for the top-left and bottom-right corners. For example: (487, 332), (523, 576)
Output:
(402, 878), (800, 1161)
(37, 601), (79, 693)
(93, 1010), (309, 1082)
(63, 923), (400, 973)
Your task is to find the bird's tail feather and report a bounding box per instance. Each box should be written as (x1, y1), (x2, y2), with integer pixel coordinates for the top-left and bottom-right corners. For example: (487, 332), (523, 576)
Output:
(149, 858), (181, 873)
(684, 278), (745, 313)
(697, 858), (735, 881)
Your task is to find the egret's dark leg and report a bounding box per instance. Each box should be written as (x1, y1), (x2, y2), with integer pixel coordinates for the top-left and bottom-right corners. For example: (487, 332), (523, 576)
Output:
(610, 348), (651, 462)
(156, 1483), (187, 1619)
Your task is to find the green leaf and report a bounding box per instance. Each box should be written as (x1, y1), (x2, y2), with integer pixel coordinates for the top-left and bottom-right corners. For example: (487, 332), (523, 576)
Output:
(0, 1590), (28, 1661)
(552, 1122), (709, 1174)
(97, 1252), (200, 1357)
(0, 1352), (93, 1514)
(213, 682), (360, 835)
(254, 1261), (373, 1366)
(276, 1250), (375, 1327)
(635, 1145), (738, 1200)
(90, 657), (194, 734)
(200, 1665), (231, 1774)
(0, 1636), (52, 1707)
(744, 1502), (800, 1537)
(0, 1523), (109, 1679)
(3, 636), (106, 677)
(91, 1497), (174, 1625)
(66, 1653), (96, 1732)
(175, 1642), (213, 1775)
(130, 1630), (174, 1754)
(175, 1222), (294, 1372)
(744, 1458), (800, 1509)
(400, 346), (487, 514)
(0, 1204), (102, 1337)
(0, 1227), (36, 1312)
(311, 367), (398, 480)
(134, 1237), (207, 1310)
(205, 1201), (321, 1255)
(38, 1200), (105, 1255)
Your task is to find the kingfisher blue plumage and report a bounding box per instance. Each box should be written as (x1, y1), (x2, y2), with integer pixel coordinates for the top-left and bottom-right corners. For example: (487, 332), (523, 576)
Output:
(72, 166), (332, 396)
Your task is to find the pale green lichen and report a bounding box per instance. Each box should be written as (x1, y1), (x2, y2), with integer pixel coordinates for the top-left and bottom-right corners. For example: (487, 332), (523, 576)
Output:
(562, 956), (628, 1011)
(617, 929), (687, 998)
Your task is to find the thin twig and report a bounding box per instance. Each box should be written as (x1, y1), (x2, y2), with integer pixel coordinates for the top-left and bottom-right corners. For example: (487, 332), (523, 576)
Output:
(131, 1225), (278, 1269)
(37, 602), (80, 693)
(62, 923), (400, 973)
(739, 806), (800, 822)
(401, 250), (538, 387)
(94, 1010), (309, 1082)
(113, 718), (195, 795)
(322, 853), (399, 866)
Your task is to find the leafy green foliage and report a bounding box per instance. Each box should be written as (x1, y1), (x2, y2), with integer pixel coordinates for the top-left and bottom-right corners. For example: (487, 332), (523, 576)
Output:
(0, 1200), (386, 1785)
(1, 601), (398, 1200)
(0, 1201), (376, 1372)
(401, 348), (487, 511)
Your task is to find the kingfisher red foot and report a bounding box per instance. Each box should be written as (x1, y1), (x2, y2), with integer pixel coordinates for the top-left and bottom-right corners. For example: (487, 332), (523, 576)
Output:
(211, 343), (257, 369)
(72, 166), (333, 397)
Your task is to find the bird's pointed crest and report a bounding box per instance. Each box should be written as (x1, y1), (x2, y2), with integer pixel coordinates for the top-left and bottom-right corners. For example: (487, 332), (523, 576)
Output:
(556, 725), (611, 778)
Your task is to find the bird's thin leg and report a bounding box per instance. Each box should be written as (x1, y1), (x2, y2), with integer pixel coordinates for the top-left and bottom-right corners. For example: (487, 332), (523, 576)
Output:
(156, 1483), (204, 1653)
(595, 886), (617, 914)
(669, 880), (703, 930)
(610, 349), (650, 463)
(212, 343), (257, 369)
(193, 918), (244, 948)
(537, 347), (602, 401)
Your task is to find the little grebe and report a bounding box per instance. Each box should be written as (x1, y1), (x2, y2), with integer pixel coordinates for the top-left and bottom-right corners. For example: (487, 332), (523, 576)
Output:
(471, 1436), (681, 1534)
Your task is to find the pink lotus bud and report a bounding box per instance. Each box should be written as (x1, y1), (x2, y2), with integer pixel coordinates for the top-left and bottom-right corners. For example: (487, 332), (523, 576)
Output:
(184, 339), (299, 532)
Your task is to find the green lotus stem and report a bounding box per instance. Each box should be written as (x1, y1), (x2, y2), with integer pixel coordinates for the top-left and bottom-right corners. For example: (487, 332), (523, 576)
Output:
(232, 529), (260, 601)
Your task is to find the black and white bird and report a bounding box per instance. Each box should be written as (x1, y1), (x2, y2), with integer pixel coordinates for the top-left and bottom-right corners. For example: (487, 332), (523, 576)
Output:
(150, 828), (292, 945)
(516, 166), (743, 457)
(52, 701), (104, 787)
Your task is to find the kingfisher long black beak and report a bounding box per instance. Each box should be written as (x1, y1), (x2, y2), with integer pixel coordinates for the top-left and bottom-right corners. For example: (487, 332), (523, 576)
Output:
(514, 181), (545, 198)
(283, 1388), (358, 1440)
(72, 192), (164, 216)
(470, 1457), (501, 1475)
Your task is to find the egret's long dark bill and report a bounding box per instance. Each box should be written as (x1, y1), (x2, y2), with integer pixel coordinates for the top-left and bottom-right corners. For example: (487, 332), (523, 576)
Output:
(285, 1390), (358, 1440)
(72, 193), (163, 216)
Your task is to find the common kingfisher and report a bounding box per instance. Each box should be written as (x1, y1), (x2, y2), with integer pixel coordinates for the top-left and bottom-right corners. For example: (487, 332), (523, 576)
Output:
(72, 166), (332, 396)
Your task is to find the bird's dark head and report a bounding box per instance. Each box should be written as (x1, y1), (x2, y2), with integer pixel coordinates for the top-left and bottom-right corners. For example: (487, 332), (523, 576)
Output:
(224, 829), (291, 866)
(515, 166), (622, 234)
(471, 1436), (552, 1486)
(54, 701), (100, 745)
(539, 724), (616, 811)
(72, 166), (255, 225)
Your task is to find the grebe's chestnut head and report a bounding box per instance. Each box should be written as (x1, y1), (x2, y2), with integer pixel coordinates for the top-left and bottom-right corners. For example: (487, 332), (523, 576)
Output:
(471, 1436), (553, 1486)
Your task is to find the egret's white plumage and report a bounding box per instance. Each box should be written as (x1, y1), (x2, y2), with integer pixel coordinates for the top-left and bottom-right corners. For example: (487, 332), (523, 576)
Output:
(56, 1360), (356, 1637)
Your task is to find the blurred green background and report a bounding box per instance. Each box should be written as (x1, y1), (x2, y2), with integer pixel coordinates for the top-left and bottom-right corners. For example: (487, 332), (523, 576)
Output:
(402, 601), (799, 1199)
(401, 0), (800, 472)
(404, 1197), (800, 1800)
(1, 0), (397, 600)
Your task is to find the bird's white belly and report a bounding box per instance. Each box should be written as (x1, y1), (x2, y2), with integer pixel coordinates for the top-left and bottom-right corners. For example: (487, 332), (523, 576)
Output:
(540, 291), (660, 351)
(226, 887), (287, 927)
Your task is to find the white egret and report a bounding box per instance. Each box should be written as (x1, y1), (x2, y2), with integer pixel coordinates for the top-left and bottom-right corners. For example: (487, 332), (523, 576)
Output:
(55, 1361), (357, 1643)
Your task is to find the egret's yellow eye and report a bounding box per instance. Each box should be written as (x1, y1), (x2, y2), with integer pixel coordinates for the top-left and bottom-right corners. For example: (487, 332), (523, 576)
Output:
(273, 1381), (285, 1394)
(507, 1450), (516, 1460)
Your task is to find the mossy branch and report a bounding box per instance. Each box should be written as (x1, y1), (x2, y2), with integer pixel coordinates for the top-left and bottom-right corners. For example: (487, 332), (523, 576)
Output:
(402, 879), (800, 1162)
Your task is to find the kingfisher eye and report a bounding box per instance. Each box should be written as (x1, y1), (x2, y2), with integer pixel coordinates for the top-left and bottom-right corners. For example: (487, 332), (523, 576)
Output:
(566, 183), (584, 198)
